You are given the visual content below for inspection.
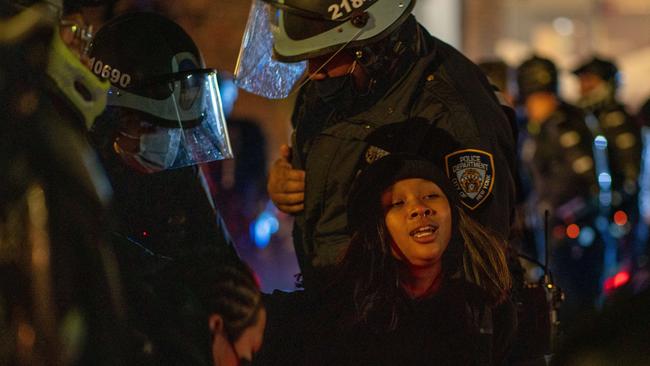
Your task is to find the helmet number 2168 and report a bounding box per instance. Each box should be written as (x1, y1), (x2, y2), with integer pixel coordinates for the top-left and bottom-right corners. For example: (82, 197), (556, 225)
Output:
(328, 0), (365, 20)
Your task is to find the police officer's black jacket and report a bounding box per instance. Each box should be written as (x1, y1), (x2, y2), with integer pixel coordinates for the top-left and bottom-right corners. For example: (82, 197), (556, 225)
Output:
(84, 128), (239, 262)
(89, 137), (240, 362)
(523, 102), (598, 219)
(290, 16), (517, 289)
(583, 100), (641, 199)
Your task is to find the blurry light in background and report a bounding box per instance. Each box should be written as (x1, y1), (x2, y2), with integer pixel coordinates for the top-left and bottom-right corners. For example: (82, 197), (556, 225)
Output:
(598, 172), (612, 191)
(566, 224), (580, 239)
(595, 216), (609, 232)
(251, 201), (279, 248)
(553, 17), (574, 36)
(603, 270), (630, 293)
(594, 135), (608, 150)
(578, 226), (596, 247)
(613, 210), (628, 226)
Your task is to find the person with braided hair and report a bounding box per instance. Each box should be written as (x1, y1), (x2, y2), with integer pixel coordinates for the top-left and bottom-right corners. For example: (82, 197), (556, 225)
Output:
(143, 252), (266, 366)
(185, 256), (266, 366)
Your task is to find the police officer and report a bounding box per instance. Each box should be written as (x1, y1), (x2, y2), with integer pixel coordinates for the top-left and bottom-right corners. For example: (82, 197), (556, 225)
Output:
(236, 0), (517, 290)
(517, 55), (602, 328)
(573, 57), (641, 203)
(87, 12), (237, 263)
(86, 12), (241, 362)
(573, 56), (642, 270)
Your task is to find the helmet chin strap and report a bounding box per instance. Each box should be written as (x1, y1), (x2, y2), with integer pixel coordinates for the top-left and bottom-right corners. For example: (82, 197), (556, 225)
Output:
(287, 27), (364, 97)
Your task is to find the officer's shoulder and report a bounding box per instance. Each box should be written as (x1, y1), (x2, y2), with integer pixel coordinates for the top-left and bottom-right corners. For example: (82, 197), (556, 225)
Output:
(426, 40), (498, 104)
(430, 36), (482, 75)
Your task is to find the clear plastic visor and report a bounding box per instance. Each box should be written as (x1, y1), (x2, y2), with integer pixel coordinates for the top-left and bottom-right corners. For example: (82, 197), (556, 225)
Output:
(234, 0), (307, 99)
(106, 70), (233, 172)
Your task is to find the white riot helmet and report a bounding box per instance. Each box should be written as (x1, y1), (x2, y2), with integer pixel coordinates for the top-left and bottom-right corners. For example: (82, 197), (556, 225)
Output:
(88, 12), (233, 173)
(234, 0), (415, 99)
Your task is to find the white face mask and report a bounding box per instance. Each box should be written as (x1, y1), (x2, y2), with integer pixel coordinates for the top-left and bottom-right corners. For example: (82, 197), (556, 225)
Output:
(133, 128), (182, 173)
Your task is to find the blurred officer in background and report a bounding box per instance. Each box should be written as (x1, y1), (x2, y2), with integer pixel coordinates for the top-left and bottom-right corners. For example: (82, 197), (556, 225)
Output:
(0, 0), (127, 364)
(236, 0), (518, 290)
(479, 58), (560, 364)
(517, 55), (602, 330)
(573, 56), (642, 278)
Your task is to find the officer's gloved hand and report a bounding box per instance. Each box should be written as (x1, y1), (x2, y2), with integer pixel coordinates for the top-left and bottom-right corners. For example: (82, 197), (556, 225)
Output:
(267, 144), (305, 214)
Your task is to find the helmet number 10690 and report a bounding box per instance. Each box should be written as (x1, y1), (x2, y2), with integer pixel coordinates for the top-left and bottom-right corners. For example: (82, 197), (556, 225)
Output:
(88, 57), (132, 88)
(328, 0), (365, 20)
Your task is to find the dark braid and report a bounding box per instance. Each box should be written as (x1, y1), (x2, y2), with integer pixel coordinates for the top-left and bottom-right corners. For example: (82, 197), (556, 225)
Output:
(178, 254), (262, 342)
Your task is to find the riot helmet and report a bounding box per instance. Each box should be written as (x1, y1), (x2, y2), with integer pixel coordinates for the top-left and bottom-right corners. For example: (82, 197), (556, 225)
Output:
(516, 55), (558, 100)
(88, 12), (233, 174)
(573, 56), (619, 109)
(234, 0), (416, 99)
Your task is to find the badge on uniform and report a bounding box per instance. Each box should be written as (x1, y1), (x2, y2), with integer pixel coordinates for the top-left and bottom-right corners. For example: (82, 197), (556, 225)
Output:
(364, 145), (390, 164)
(445, 149), (494, 210)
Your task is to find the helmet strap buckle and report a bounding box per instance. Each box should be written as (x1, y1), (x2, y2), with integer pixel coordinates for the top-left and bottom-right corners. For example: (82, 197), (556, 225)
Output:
(350, 10), (369, 28)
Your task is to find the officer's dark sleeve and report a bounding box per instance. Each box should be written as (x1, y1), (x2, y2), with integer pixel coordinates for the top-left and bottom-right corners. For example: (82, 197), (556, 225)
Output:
(254, 290), (310, 366)
(492, 298), (518, 365)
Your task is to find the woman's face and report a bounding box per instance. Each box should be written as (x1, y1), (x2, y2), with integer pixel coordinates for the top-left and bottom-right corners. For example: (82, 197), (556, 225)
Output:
(211, 307), (266, 366)
(382, 178), (452, 270)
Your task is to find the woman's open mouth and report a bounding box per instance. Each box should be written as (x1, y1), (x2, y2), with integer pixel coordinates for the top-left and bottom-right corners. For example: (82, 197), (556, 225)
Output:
(409, 224), (438, 240)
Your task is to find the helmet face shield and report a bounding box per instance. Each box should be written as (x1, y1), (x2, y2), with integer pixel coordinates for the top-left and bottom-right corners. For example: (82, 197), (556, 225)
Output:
(234, 0), (414, 99)
(107, 69), (233, 173)
(234, 0), (307, 99)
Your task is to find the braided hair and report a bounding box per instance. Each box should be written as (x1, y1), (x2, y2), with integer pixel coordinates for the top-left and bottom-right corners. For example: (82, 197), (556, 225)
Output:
(175, 253), (263, 343)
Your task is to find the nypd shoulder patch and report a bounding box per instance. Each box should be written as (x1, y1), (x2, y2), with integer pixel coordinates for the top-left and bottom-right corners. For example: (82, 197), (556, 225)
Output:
(445, 149), (495, 210)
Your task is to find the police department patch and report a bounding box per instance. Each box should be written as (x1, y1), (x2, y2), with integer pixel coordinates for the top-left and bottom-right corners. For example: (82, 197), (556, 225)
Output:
(445, 149), (495, 210)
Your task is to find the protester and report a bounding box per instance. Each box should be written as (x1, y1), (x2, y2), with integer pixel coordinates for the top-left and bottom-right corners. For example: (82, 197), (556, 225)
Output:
(257, 148), (514, 365)
(145, 253), (266, 366)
